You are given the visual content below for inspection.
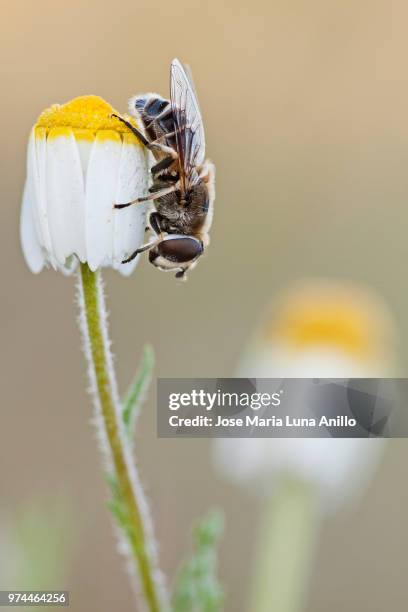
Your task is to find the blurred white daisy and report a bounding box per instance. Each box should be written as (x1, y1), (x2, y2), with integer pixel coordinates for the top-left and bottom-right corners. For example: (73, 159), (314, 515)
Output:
(214, 280), (397, 511)
(20, 95), (149, 276)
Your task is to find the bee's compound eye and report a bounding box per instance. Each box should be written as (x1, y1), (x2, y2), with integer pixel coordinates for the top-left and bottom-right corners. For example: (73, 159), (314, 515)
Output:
(158, 235), (203, 263)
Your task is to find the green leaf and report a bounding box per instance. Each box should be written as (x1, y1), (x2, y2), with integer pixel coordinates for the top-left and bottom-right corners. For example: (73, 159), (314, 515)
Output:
(172, 510), (225, 612)
(105, 473), (135, 542)
(122, 344), (155, 441)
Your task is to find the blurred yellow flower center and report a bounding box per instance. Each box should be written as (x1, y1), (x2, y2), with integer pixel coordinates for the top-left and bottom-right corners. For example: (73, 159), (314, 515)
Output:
(34, 95), (140, 144)
(267, 299), (381, 359)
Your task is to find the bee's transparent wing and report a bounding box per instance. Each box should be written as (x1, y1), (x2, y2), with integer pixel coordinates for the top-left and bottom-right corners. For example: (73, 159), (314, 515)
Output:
(183, 63), (199, 100)
(170, 58), (206, 192)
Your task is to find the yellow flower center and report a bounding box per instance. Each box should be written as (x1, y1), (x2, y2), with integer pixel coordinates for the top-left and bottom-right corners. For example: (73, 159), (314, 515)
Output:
(34, 95), (141, 144)
(265, 290), (390, 361)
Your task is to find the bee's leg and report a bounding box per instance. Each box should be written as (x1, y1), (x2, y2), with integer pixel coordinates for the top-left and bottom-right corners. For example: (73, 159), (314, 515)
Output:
(122, 238), (162, 264)
(151, 156), (174, 175)
(149, 212), (164, 236)
(111, 114), (178, 158)
(114, 185), (177, 209)
(111, 114), (150, 146)
(149, 130), (177, 144)
(149, 142), (178, 158)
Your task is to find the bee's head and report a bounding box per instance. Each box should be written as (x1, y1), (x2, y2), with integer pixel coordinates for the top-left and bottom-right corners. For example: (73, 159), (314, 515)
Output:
(149, 235), (203, 278)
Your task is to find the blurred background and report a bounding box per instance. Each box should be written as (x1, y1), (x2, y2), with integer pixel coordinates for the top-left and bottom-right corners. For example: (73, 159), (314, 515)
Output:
(1, 0), (408, 610)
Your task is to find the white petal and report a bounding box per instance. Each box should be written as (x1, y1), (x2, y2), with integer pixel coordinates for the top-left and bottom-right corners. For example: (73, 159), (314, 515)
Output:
(20, 179), (44, 273)
(46, 128), (86, 265)
(77, 138), (94, 179)
(113, 134), (149, 275)
(28, 129), (54, 262)
(214, 347), (386, 510)
(85, 131), (122, 271)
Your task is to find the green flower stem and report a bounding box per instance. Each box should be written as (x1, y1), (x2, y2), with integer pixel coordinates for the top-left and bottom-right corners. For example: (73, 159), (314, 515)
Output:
(249, 478), (318, 612)
(78, 263), (167, 612)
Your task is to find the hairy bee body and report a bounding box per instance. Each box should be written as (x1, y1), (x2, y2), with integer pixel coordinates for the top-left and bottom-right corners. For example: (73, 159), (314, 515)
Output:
(115, 59), (215, 279)
(134, 95), (176, 150)
(132, 92), (215, 246)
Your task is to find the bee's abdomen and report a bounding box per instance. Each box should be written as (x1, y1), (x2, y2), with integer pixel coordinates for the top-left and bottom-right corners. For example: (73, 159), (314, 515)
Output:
(133, 94), (175, 146)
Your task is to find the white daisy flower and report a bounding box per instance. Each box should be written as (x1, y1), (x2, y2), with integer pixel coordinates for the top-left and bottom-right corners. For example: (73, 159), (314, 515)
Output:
(214, 280), (397, 511)
(20, 95), (149, 276)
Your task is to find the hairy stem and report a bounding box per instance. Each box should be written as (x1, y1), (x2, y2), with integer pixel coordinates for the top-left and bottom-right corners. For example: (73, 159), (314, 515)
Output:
(77, 263), (168, 612)
(249, 478), (317, 612)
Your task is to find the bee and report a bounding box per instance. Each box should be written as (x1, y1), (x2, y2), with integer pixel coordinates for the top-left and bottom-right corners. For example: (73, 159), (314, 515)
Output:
(113, 58), (215, 279)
